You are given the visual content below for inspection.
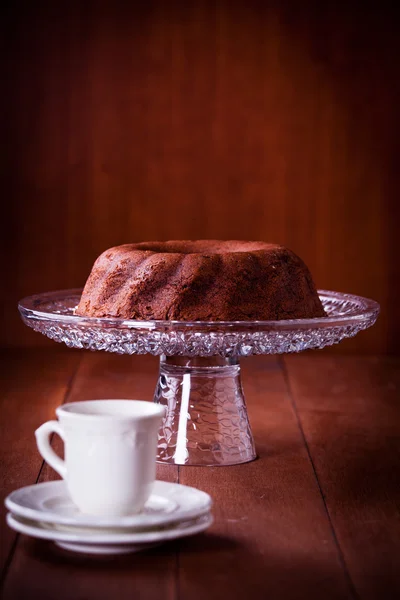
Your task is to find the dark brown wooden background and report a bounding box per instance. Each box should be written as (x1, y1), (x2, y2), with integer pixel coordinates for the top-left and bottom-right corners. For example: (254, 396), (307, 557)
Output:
(1, 0), (399, 353)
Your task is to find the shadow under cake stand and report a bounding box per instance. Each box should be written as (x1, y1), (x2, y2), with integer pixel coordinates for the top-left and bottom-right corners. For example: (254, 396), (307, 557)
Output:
(19, 289), (379, 467)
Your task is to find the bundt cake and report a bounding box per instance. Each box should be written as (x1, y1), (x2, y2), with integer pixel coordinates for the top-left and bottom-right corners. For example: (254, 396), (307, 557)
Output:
(75, 240), (325, 321)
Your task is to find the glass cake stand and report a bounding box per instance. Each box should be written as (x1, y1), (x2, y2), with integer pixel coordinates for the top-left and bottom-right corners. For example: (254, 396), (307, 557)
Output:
(18, 289), (379, 467)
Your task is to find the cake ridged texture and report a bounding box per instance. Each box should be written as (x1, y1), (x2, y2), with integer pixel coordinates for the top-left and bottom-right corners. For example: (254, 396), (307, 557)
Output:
(75, 240), (326, 321)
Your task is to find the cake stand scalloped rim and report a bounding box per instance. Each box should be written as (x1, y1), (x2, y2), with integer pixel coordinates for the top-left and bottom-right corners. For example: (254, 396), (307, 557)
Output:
(18, 289), (380, 357)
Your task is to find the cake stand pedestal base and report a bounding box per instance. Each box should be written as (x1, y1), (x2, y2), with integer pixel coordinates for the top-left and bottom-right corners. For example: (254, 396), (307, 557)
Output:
(154, 355), (256, 466)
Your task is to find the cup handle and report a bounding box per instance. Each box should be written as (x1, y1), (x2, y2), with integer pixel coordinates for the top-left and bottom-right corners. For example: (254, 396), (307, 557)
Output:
(35, 421), (67, 479)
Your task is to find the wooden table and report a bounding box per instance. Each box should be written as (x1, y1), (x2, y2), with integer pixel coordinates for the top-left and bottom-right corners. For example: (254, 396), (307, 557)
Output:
(1, 348), (399, 600)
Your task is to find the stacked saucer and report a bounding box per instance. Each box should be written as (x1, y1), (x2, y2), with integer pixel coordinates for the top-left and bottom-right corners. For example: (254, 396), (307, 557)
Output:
(5, 480), (213, 555)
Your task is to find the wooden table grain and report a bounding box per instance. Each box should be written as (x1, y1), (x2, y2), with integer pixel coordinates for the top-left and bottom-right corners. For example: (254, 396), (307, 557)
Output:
(0, 349), (399, 600)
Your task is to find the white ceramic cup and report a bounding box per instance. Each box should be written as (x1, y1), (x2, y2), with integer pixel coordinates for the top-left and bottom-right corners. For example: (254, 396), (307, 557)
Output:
(35, 400), (165, 517)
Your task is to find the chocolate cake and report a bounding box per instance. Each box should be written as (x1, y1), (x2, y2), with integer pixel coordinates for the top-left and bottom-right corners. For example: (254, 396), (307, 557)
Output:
(75, 240), (325, 321)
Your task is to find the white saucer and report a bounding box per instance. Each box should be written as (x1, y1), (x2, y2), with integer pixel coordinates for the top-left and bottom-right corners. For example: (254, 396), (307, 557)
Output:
(55, 541), (161, 555)
(5, 480), (212, 530)
(6, 512), (213, 555)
